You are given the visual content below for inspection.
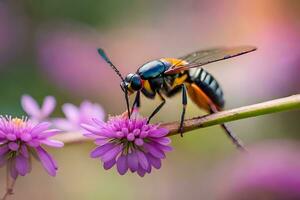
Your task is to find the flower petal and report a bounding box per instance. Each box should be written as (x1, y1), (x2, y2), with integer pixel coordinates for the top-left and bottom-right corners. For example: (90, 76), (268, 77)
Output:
(15, 154), (30, 176)
(98, 128), (118, 137)
(80, 101), (105, 123)
(20, 145), (29, 158)
(83, 132), (98, 138)
(94, 138), (108, 145)
(143, 143), (166, 159)
(103, 159), (116, 170)
(92, 118), (105, 127)
(62, 103), (80, 123)
(41, 139), (64, 148)
(101, 145), (122, 163)
(148, 128), (169, 138)
(0, 139), (6, 145)
(136, 151), (149, 170)
(52, 118), (76, 131)
(0, 130), (6, 138)
(116, 155), (128, 175)
(31, 122), (51, 137)
(92, 104), (105, 121)
(27, 139), (41, 147)
(151, 142), (173, 152)
(147, 153), (162, 169)
(0, 145), (9, 156)
(38, 129), (61, 138)
(90, 143), (115, 158)
(137, 166), (146, 177)
(36, 146), (57, 176)
(21, 95), (40, 117)
(81, 123), (101, 134)
(127, 152), (139, 172)
(146, 162), (152, 173)
(8, 142), (19, 151)
(41, 96), (56, 117)
(152, 137), (171, 145)
(10, 159), (18, 179)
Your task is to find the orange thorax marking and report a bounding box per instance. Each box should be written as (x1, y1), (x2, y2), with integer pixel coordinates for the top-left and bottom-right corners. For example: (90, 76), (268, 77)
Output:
(143, 80), (153, 92)
(160, 58), (188, 67)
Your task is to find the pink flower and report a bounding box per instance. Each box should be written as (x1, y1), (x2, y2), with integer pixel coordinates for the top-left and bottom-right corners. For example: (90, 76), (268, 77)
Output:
(216, 141), (300, 200)
(82, 110), (172, 177)
(21, 95), (56, 123)
(53, 101), (105, 132)
(0, 116), (63, 179)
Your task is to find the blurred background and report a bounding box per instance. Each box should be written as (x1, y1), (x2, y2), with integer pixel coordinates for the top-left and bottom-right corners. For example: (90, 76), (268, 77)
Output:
(0, 0), (300, 199)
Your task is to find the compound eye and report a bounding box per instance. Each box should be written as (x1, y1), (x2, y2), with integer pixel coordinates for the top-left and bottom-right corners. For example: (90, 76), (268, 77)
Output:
(131, 75), (142, 90)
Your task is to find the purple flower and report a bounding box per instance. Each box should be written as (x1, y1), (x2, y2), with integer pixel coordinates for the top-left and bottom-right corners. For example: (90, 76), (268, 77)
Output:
(53, 101), (105, 132)
(82, 110), (172, 177)
(216, 140), (300, 200)
(21, 95), (56, 123)
(0, 116), (63, 179)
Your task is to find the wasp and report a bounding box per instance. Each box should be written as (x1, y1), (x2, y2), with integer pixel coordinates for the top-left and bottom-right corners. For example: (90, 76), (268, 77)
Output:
(98, 46), (256, 151)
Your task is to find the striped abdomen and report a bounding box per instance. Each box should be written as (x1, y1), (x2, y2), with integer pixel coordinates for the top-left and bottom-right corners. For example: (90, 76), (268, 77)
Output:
(187, 68), (225, 109)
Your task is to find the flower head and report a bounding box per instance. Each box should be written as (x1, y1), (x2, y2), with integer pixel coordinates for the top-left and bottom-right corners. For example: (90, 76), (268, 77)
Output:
(21, 95), (56, 123)
(0, 116), (63, 179)
(53, 100), (105, 132)
(82, 110), (172, 177)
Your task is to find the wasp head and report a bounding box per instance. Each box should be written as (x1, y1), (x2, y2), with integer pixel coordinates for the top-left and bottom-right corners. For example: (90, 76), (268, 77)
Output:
(121, 73), (143, 95)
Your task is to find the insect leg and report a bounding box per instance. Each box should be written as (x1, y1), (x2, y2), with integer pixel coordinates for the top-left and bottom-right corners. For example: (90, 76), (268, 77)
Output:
(120, 85), (131, 118)
(131, 91), (141, 114)
(179, 84), (187, 137)
(147, 91), (166, 123)
(210, 105), (247, 152)
(220, 124), (247, 152)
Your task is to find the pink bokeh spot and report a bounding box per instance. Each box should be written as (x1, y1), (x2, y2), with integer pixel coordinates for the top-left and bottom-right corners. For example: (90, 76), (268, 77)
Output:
(217, 140), (300, 199)
(0, 3), (27, 65)
(36, 25), (118, 98)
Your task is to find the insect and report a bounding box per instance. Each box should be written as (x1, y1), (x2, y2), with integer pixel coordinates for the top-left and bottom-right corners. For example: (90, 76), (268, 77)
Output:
(97, 46), (256, 151)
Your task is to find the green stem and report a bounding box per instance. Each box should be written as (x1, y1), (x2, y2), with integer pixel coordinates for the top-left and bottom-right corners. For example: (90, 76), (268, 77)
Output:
(54, 94), (300, 144)
(165, 94), (300, 136)
(1, 163), (17, 200)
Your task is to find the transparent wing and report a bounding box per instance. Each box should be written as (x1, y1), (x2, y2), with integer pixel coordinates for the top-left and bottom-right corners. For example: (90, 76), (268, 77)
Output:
(165, 46), (257, 74)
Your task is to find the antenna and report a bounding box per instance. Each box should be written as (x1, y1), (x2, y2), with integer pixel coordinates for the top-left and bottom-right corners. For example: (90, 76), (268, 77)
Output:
(97, 48), (131, 117)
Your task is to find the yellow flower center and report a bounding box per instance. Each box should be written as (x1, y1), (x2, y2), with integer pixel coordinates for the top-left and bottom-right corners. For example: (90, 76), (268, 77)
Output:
(12, 118), (25, 127)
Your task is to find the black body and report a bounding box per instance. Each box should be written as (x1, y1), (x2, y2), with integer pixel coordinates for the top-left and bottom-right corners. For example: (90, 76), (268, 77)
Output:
(187, 68), (225, 108)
